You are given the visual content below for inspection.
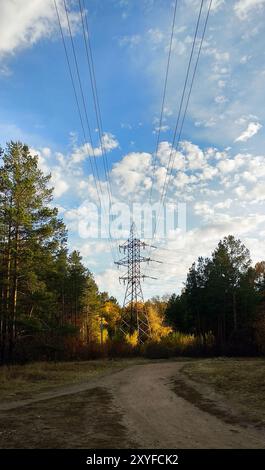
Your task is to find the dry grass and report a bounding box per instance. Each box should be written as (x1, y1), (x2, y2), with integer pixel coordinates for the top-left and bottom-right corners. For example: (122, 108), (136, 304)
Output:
(0, 358), (147, 402)
(181, 358), (265, 426)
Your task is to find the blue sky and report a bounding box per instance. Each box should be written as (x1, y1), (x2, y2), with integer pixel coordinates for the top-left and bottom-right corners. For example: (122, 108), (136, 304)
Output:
(1, 0), (265, 300)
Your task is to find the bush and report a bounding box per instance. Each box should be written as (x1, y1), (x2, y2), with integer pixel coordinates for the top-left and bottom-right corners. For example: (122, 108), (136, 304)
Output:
(108, 338), (139, 358)
(12, 334), (70, 363)
(141, 341), (174, 359)
(140, 331), (216, 359)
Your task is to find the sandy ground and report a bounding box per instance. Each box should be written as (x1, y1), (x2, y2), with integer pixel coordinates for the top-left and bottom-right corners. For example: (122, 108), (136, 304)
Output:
(0, 361), (264, 449)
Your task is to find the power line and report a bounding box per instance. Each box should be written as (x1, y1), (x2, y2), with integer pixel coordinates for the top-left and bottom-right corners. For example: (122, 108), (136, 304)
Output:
(146, 0), (205, 253)
(144, 0), (212, 275)
(63, 0), (100, 183)
(78, 0), (113, 205)
(149, 0), (179, 204)
(162, 0), (213, 207)
(158, 0), (205, 213)
(54, 0), (117, 262)
(63, 0), (119, 260)
(53, 0), (101, 205)
(83, 0), (113, 183)
(78, 0), (120, 257)
(154, 0), (212, 240)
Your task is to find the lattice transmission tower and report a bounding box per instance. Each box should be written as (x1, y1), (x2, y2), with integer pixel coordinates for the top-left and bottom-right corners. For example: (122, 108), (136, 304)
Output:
(115, 222), (162, 342)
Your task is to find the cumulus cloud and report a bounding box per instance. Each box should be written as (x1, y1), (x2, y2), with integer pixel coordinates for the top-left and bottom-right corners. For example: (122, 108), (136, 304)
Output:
(157, 142), (185, 170)
(51, 168), (69, 198)
(234, 122), (262, 142)
(32, 146), (69, 199)
(71, 133), (119, 163)
(112, 151), (152, 196)
(194, 202), (214, 218)
(0, 0), (79, 58)
(29, 138), (265, 299)
(143, 213), (265, 300)
(246, 183), (265, 202)
(181, 141), (206, 170)
(95, 269), (124, 299)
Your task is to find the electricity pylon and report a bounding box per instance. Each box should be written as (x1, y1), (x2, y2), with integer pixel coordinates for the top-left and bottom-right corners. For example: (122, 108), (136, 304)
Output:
(115, 222), (162, 342)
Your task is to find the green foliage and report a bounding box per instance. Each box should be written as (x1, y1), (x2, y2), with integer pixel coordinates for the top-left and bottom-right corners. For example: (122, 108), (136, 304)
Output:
(164, 235), (262, 354)
(0, 142), (104, 363)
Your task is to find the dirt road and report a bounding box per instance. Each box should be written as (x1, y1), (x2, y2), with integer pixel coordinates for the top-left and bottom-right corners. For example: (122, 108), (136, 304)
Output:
(0, 361), (264, 448)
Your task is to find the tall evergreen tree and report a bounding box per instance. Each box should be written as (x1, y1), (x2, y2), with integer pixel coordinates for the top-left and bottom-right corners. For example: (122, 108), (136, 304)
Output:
(0, 142), (66, 362)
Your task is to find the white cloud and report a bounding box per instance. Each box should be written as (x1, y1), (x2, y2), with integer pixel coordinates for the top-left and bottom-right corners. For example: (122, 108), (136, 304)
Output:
(234, 0), (265, 20)
(234, 122), (262, 142)
(153, 125), (170, 133)
(214, 198), (232, 209)
(242, 170), (257, 183)
(247, 183), (265, 202)
(32, 146), (69, 198)
(201, 166), (218, 180)
(157, 141), (185, 170)
(147, 28), (164, 45)
(95, 269), (124, 298)
(112, 151), (152, 196)
(194, 202), (214, 218)
(203, 47), (230, 62)
(143, 213), (265, 300)
(101, 132), (119, 153)
(0, 0), (79, 57)
(217, 159), (237, 173)
(29, 136), (265, 300)
(181, 141), (206, 170)
(119, 34), (141, 47)
(51, 168), (69, 198)
(71, 133), (119, 163)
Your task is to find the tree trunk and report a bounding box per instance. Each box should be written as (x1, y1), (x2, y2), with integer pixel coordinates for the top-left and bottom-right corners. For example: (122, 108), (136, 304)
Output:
(233, 290), (237, 331)
(9, 223), (19, 361)
(1, 211), (12, 363)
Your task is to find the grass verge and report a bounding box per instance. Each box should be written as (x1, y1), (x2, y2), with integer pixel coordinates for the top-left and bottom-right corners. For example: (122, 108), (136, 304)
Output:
(179, 357), (265, 427)
(0, 358), (148, 403)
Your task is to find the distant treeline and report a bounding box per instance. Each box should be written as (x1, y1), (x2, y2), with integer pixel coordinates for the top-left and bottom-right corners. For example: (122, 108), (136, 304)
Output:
(164, 236), (265, 355)
(1, 142), (265, 364)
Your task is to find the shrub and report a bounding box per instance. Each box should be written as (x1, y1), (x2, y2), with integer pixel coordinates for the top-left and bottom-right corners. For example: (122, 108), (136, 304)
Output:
(141, 341), (174, 359)
(107, 338), (139, 358)
(141, 331), (216, 359)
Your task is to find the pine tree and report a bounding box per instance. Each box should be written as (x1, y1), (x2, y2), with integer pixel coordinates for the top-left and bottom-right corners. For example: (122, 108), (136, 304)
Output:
(0, 142), (66, 362)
